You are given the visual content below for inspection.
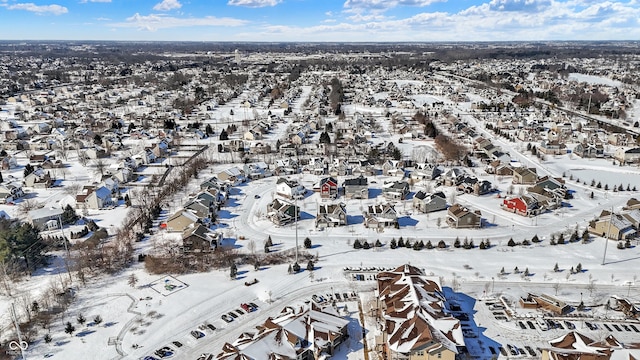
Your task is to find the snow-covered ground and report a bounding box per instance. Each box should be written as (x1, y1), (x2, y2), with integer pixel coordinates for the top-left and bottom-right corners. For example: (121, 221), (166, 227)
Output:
(3, 79), (640, 360)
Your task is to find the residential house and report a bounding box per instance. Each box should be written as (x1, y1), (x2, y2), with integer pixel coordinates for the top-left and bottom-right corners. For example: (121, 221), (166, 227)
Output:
(501, 195), (543, 216)
(512, 167), (538, 185)
(485, 160), (513, 176)
(75, 186), (113, 210)
(266, 198), (300, 226)
(363, 203), (398, 229)
(217, 167), (245, 185)
(343, 175), (368, 199)
(623, 198), (640, 210)
(573, 142), (604, 158)
(183, 199), (212, 220)
(275, 178), (306, 200)
(181, 224), (220, 253)
(527, 187), (562, 211)
(447, 204), (482, 229)
(165, 209), (199, 233)
(316, 203), (347, 228)
(376, 265), (465, 360)
(538, 140), (567, 155)
(382, 180), (410, 201)
(588, 210), (636, 240)
(412, 191), (447, 213)
(456, 175), (492, 195)
(410, 163), (442, 181)
(243, 162), (271, 180)
(535, 176), (566, 191)
(28, 207), (64, 230)
(23, 168), (53, 188)
(0, 183), (24, 204)
(541, 331), (640, 360)
(319, 176), (339, 199)
(614, 147), (640, 164)
(217, 303), (349, 360)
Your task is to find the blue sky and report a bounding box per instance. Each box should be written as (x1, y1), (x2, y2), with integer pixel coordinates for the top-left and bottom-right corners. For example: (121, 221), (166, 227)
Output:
(0, 0), (639, 41)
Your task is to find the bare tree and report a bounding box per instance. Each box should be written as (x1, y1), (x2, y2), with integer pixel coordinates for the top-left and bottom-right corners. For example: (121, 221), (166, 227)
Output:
(17, 199), (44, 216)
(93, 159), (107, 178)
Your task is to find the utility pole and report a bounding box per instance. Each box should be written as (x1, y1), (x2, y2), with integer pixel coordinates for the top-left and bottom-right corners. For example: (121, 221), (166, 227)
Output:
(602, 207), (613, 265)
(10, 303), (28, 360)
(58, 214), (72, 283)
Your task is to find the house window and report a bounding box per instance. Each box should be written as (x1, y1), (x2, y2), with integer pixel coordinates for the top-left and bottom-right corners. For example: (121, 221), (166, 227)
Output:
(437, 353), (442, 358)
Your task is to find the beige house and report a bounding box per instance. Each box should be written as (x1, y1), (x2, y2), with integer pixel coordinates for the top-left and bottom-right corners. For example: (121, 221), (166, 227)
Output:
(376, 265), (464, 360)
(588, 210), (636, 240)
(165, 209), (199, 232)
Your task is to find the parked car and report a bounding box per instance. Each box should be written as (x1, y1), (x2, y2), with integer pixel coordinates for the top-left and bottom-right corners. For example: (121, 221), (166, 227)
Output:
(171, 341), (183, 348)
(154, 346), (174, 358)
(190, 330), (205, 339)
(221, 314), (233, 323)
(197, 354), (213, 360)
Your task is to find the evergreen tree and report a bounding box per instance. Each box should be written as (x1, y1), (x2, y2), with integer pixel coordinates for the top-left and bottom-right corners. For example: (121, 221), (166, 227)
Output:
(576, 263), (582, 272)
(307, 261), (314, 271)
(508, 238), (516, 247)
(397, 237), (405, 247)
(44, 333), (52, 343)
(353, 239), (362, 249)
(375, 239), (383, 247)
(438, 240), (447, 249)
(557, 233), (565, 245)
(363, 241), (371, 249)
(514, 266), (519, 273)
(426, 240), (433, 249)
(64, 322), (75, 336)
(500, 267), (505, 275)
(582, 229), (590, 243)
(77, 313), (86, 325)
(454, 237), (461, 248)
(554, 263), (559, 272)
(390, 238), (397, 249)
(304, 237), (312, 249)
(93, 315), (102, 325)
(24, 164), (35, 177)
(230, 263), (237, 279)
(524, 268), (530, 276)
(288, 264), (293, 274)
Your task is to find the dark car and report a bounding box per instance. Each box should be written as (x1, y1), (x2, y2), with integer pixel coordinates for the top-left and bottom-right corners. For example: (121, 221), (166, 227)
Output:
(254, 194), (261, 199)
(172, 341), (183, 348)
(206, 323), (216, 331)
(221, 314), (233, 323)
(190, 330), (205, 339)
(228, 311), (238, 318)
(154, 346), (174, 358)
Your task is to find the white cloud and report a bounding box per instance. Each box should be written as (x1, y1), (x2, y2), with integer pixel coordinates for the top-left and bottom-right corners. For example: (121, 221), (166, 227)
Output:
(244, 0), (640, 42)
(6, 3), (68, 15)
(227, 0), (282, 8)
(347, 13), (387, 22)
(112, 13), (248, 31)
(153, 0), (182, 11)
(344, 0), (444, 10)
(80, 0), (112, 3)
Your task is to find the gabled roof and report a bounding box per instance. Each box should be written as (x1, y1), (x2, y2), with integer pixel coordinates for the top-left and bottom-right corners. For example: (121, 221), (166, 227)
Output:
(378, 265), (464, 355)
